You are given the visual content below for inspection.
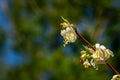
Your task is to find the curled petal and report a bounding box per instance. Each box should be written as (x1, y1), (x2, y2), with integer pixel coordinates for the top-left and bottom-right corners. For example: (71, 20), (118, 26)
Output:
(95, 43), (100, 49)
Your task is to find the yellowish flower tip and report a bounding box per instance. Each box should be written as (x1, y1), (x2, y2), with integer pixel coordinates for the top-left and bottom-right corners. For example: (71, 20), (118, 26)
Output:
(60, 22), (68, 29)
(83, 59), (90, 68)
(111, 74), (120, 80)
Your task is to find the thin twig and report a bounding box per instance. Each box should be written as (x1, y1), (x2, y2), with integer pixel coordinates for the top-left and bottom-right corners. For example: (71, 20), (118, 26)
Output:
(106, 61), (120, 74)
(75, 29), (96, 51)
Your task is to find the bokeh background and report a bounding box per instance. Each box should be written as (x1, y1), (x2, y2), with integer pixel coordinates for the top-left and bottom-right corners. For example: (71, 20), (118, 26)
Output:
(0, 0), (120, 80)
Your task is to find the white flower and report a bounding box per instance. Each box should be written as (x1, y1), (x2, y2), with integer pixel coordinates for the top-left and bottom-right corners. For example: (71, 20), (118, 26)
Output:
(83, 59), (91, 68)
(60, 27), (77, 46)
(111, 74), (120, 80)
(92, 43), (114, 62)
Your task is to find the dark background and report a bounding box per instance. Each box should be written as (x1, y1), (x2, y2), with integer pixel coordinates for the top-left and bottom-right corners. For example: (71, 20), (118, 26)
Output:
(0, 0), (120, 80)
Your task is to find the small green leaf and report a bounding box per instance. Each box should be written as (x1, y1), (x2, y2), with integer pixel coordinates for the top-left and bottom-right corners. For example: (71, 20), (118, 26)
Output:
(61, 16), (69, 23)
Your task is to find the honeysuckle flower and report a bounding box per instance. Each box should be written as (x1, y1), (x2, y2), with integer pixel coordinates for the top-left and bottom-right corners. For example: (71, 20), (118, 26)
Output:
(92, 43), (114, 62)
(60, 27), (77, 46)
(60, 19), (77, 46)
(91, 43), (114, 68)
(83, 59), (91, 68)
(111, 74), (120, 80)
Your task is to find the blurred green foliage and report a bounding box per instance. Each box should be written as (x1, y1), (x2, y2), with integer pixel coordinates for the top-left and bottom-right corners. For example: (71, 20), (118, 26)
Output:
(0, 0), (120, 80)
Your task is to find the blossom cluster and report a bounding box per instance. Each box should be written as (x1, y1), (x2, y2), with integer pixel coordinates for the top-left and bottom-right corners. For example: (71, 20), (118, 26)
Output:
(60, 17), (77, 46)
(80, 43), (114, 70)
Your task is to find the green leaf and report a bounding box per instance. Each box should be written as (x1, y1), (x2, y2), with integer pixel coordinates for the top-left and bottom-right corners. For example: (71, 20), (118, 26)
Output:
(61, 16), (69, 23)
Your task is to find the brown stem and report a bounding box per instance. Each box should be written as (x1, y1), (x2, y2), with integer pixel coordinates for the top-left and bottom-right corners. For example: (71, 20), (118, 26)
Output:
(75, 29), (120, 74)
(106, 61), (120, 74)
(75, 29), (96, 51)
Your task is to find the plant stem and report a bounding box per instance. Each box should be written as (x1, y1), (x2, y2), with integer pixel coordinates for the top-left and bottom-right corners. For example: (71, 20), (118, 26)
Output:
(106, 61), (120, 74)
(75, 29), (120, 74)
(75, 29), (96, 51)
